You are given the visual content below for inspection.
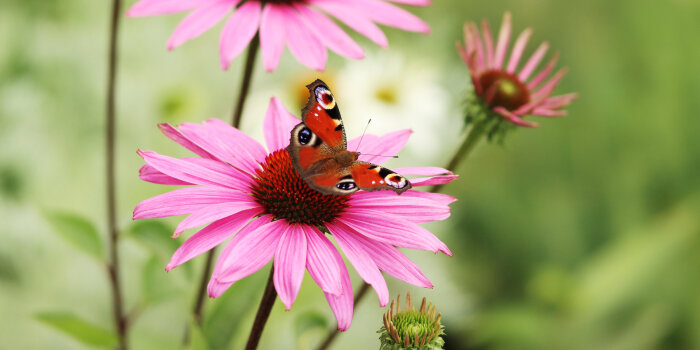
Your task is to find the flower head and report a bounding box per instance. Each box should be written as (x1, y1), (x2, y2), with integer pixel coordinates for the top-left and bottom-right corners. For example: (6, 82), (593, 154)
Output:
(133, 97), (456, 330)
(457, 12), (578, 131)
(379, 292), (445, 349)
(127, 0), (432, 71)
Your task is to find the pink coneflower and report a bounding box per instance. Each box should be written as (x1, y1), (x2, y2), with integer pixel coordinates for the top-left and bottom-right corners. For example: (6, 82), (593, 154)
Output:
(457, 12), (578, 128)
(126, 0), (432, 71)
(133, 99), (456, 330)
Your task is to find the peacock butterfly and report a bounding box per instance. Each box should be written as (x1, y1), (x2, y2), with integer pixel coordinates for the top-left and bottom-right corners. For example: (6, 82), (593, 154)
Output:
(287, 79), (412, 196)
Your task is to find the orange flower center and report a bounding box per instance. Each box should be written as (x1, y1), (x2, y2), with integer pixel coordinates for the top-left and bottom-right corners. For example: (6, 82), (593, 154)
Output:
(478, 70), (530, 111)
(251, 150), (349, 225)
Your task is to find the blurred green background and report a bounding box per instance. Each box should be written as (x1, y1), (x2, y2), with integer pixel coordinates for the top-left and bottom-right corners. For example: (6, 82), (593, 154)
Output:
(1, 0), (699, 349)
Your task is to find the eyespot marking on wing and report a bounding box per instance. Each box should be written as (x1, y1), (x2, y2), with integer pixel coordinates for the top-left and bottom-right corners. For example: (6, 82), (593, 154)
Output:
(314, 86), (336, 110)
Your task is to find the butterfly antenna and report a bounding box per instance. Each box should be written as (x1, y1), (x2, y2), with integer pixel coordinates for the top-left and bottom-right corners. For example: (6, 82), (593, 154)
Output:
(360, 153), (399, 158)
(354, 118), (372, 152)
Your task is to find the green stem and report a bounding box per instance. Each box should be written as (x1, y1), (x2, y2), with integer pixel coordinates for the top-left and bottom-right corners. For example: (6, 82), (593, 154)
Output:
(315, 119), (491, 350)
(105, 0), (127, 349)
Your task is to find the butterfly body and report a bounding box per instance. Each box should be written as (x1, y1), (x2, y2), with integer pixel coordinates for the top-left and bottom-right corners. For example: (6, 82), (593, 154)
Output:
(287, 79), (411, 196)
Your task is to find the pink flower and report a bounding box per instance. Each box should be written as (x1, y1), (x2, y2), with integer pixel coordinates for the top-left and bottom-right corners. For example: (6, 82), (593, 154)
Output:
(126, 0), (432, 72)
(133, 99), (456, 331)
(457, 12), (578, 127)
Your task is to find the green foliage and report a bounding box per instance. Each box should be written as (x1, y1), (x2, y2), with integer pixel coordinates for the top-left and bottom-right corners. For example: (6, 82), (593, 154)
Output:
(188, 319), (211, 350)
(0, 253), (20, 283)
(43, 211), (104, 261)
(35, 312), (117, 348)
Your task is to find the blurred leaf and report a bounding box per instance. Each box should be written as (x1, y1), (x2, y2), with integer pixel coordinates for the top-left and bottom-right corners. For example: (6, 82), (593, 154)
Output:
(142, 256), (177, 304)
(43, 211), (104, 261)
(35, 311), (117, 348)
(127, 220), (179, 259)
(188, 319), (210, 350)
(294, 310), (328, 350)
(0, 165), (24, 201)
(205, 267), (269, 350)
(294, 310), (328, 336)
(0, 253), (20, 283)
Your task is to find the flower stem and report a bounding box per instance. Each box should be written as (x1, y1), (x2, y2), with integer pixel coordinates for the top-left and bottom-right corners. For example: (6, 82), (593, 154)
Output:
(315, 119), (491, 350)
(105, 0), (127, 349)
(244, 268), (277, 350)
(429, 119), (490, 193)
(187, 36), (260, 340)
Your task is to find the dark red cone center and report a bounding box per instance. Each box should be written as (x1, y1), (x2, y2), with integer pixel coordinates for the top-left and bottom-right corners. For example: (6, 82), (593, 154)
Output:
(478, 70), (530, 111)
(251, 150), (349, 226)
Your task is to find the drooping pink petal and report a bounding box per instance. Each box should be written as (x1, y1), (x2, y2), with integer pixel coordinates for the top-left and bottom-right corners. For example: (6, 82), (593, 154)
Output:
(294, 5), (364, 60)
(304, 225), (343, 296)
(278, 7), (327, 71)
(347, 199), (450, 223)
(134, 187), (253, 220)
(392, 166), (452, 176)
(264, 97), (301, 152)
(138, 150), (242, 189)
(214, 217), (287, 284)
(178, 119), (266, 173)
(220, 1), (262, 70)
(139, 164), (191, 185)
(174, 201), (262, 236)
(506, 28), (532, 73)
(208, 215), (276, 297)
(158, 123), (211, 159)
(326, 223), (389, 306)
(341, 231), (432, 288)
(493, 107), (538, 128)
(385, 0), (431, 5)
(526, 52), (559, 90)
(141, 157), (252, 190)
(494, 11), (512, 69)
(351, 0), (430, 33)
(481, 18), (495, 69)
(530, 68), (568, 101)
(166, 208), (260, 271)
(537, 93), (579, 110)
(336, 212), (452, 255)
(126, 0), (206, 17)
(518, 41), (549, 81)
(166, 0), (240, 50)
(353, 189), (457, 206)
(274, 224), (308, 310)
(260, 4), (287, 72)
(348, 129), (412, 165)
(531, 108), (568, 117)
(323, 246), (354, 331)
(312, 1), (388, 48)
(409, 175), (459, 187)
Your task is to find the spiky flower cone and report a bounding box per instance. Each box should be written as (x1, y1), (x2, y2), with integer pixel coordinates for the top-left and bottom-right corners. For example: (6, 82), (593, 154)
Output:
(379, 292), (445, 350)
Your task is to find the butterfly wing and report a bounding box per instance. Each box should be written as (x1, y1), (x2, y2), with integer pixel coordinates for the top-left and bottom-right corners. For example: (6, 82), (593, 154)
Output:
(349, 161), (412, 194)
(287, 79), (347, 188)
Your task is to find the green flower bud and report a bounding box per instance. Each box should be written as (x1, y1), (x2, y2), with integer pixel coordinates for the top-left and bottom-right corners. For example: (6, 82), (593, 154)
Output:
(378, 292), (445, 350)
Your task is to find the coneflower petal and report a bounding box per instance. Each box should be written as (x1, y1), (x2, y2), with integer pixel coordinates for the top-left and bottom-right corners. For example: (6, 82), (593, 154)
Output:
(506, 28), (532, 73)
(304, 225), (343, 296)
(494, 11), (512, 69)
(219, 1), (262, 70)
(347, 129), (413, 165)
(166, 209), (261, 271)
(263, 97), (301, 152)
(166, 0), (239, 50)
(134, 187), (253, 220)
(327, 222), (390, 306)
(295, 5), (364, 60)
(274, 224), (308, 310)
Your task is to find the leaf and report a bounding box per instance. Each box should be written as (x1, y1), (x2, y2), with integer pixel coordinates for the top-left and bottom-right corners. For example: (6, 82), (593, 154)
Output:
(35, 311), (117, 348)
(142, 256), (177, 304)
(294, 310), (328, 336)
(127, 220), (179, 258)
(43, 211), (104, 261)
(205, 267), (270, 350)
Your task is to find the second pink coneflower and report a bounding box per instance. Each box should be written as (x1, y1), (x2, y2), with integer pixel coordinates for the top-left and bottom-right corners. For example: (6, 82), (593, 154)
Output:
(458, 12), (578, 128)
(127, 0), (432, 71)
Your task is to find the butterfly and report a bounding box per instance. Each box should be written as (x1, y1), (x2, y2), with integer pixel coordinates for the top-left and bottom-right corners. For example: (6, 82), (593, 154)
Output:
(286, 79), (412, 196)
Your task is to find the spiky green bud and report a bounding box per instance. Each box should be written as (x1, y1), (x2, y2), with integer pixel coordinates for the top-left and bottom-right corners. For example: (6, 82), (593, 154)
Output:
(378, 292), (445, 350)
